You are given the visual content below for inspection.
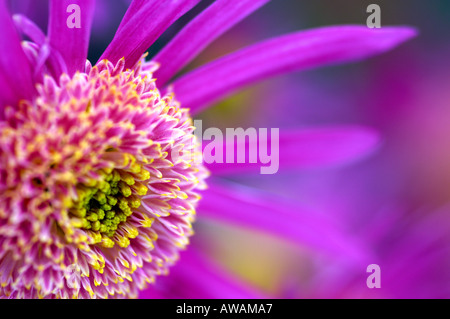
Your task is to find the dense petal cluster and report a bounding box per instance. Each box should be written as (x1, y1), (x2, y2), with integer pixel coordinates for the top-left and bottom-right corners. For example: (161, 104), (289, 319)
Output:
(0, 57), (208, 298)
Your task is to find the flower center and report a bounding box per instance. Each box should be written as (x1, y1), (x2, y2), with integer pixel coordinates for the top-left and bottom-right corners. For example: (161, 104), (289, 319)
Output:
(67, 150), (152, 247)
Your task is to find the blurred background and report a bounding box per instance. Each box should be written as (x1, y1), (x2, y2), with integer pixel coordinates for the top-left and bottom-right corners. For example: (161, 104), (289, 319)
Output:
(10, 0), (450, 298)
(188, 0), (450, 298)
(187, 0), (450, 298)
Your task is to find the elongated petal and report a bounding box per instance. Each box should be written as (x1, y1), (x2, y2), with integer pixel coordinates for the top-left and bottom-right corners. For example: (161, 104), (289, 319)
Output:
(198, 182), (371, 264)
(13, 14), (46, 44)
(203, 126), (380, 175)
(153, 0), (270, 86)
(0, 0), (34, 116)
(48, 0), (95, 76)
(100, 0), (201, 69)
(140, 248), (266, 299)
(172, 25), (417, 114)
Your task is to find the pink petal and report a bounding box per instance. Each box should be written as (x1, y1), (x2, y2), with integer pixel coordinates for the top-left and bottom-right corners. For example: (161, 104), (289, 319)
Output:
(100, 0), (201, 69)
(13, 14), (46, 44)
(171, 25), (417, 114)
(198, 181), (372, 264)
(153, 0), (270, 86)
(47, 0), (95, 76)
(0, 0), (34, 117)
(204, 126), (380, 175)
(140, 248), (266, 299)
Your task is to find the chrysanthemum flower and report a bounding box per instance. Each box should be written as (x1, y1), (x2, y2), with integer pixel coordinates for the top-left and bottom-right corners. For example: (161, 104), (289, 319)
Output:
(0, 0), (415, 299)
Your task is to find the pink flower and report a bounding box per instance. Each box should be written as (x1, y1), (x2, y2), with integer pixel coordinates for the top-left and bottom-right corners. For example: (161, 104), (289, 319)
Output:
(0, 0), (415, 299)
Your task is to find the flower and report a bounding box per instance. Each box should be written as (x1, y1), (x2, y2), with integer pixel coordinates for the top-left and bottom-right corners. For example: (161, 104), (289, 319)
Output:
(0, 0), (415, 299)
(0, 57), (208, 298)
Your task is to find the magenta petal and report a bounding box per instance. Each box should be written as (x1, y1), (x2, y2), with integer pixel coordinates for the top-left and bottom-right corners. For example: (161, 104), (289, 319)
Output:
(48, 0), (95, 76)
(100, 0), (201, 69)
(13, 14), (46, 44)
(205, 126), (380, 175)
(198, 182), (372, 265)
(153, 0), (270, 86)
(0, 0), (34, 116)
(171, 25), (417, 114)
(140, 248), (266, 299)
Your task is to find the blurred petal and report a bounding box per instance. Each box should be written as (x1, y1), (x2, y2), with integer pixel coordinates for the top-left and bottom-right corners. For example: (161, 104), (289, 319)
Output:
(309, 208), (450, 298)
(0, 0), (34, 117)
(205, 126), (380, 175)
(100, 0), (201, 69)
(153, 0), (270, 86)
(172, 25), (417, 114)
(13, 14), (46, 44)
(198, 181), (372, 264)
(140, 248), (266, 299)
(7, 0), (48, 21)
(48, 0), (95, 76)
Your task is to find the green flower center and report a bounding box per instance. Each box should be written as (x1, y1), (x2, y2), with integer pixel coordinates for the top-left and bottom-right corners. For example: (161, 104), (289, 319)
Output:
(69, 160), (150, 245)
